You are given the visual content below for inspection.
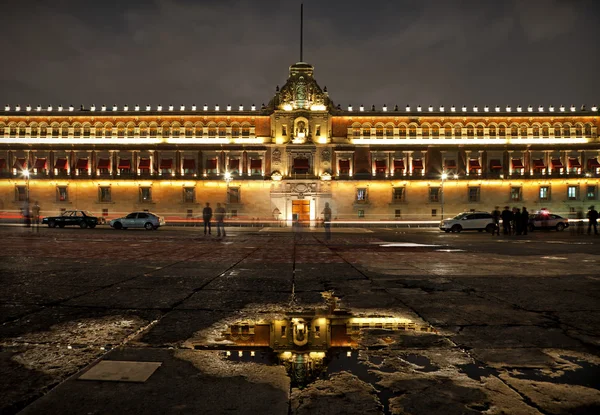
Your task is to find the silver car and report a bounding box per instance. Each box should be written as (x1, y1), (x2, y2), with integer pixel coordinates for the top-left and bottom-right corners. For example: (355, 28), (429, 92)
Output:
(109, 212), (166, 230)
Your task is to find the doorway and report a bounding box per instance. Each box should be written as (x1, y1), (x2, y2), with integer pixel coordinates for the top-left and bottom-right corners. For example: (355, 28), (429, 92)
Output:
(292, 200), (310, 225)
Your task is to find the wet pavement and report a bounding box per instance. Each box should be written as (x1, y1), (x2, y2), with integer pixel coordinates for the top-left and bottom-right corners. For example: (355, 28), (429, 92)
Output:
(1, 225), (600, 414)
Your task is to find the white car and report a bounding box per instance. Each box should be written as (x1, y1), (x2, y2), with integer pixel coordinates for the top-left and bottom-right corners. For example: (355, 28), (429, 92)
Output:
(529, 212), (569, 231)
(440, 212), (495, 233)
(109, 212), (166, 230)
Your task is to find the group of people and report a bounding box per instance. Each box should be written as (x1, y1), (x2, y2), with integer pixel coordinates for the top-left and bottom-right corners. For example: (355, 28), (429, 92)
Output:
(492, 206), (530, 236)
(201, 202), (227, 237)
(21, 200), (41, 229)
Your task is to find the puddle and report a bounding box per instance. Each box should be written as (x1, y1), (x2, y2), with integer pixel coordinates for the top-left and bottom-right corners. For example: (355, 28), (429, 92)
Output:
(378, 243), (439, 248)
(541, 256), (568, 260)
(435, 249), (465, 252)
(459, 363), (500, 381)
(328, 350), (395, 413)
(510, 356), (600, 389)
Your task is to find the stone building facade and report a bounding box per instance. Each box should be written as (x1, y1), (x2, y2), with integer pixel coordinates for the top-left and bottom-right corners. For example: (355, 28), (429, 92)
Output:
(1, 61), (599, 224)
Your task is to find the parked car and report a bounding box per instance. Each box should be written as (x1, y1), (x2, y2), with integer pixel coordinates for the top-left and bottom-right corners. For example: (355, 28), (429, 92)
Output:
(109, 212), (166, 230)
(528, 211), (569, 231)
(42, 210), (99, 229)
(440, 212), (495, 233)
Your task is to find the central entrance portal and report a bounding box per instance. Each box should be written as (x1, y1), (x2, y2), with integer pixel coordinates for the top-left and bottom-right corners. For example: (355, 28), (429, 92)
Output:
(292, 200), (310, 225)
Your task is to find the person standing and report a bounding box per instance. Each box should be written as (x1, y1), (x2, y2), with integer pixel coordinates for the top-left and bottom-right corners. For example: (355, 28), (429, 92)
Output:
(514, 207), (522, 235)
(321, 202), (332, 240)
(202, 202), (213, 235)
(521, 206), (529, 235)
(501, 206), (512, 235)
(215, 202), (226, 237)
(32, 201), (41, 232)
(587, 205), (599, 235)
(491, 206), (501, 236)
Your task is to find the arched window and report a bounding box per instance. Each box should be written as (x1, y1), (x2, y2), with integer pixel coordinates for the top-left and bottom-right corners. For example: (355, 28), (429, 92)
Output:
(476, 126), (483, 138)
(171, 124), (180, 137)
(575, 124), (583, 137)
(498, 126), (506, 137)
(185, 124), (194, 137)
(218, 125), (227, 137)
(421, 126), (430, 138)
(231, 124), (240, 137)
(162, 125), (170, 137)
(241, 125), (250, 137)
(466, 126), (474, 138)
(139, 124), (148, 137)
(386, 125), (394, 137)
(398, 126), (407, 138)
(444, 125), (452, 138)
(61, 124), (69, 138)
(563, 125), (571, 137)
(73, 124), (81, 138)
(208, 125), (217, 137)
(554, 125), (561, 137)
(520, 125), (528, 138)
(150, 124), (157, 137)
(18, 124), (26, 136)
(584, 123), (592, 137)
(83, 125), (90, 138)
(126, 124), (135, 137)
(195, 124), (203, 137)
(432, 125), (439, 137)
(510, 125), (518, 137)
(533, 126), (540, 138)
(454, 125), (462, 137)
(408, 126), (416, 138)
(30, 124), (38, 137)
(362, 125), (370, 138)
(40, 124), (48, 137)
(117, 124), (125, 138)
(105, 124), (113, 138)
(489, 125), (497, 138)
(542, 126), (549, 137)
(52, 124), (59, 138)
(376, 125), (384, 138)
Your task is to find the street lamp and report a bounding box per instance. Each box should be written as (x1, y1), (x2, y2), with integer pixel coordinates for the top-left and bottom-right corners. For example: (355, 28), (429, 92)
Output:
(440, 172), (448, 220)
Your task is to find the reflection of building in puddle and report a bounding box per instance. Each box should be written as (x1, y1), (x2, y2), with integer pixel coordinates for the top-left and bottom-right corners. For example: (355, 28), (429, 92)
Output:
(218, 312), (436, 387)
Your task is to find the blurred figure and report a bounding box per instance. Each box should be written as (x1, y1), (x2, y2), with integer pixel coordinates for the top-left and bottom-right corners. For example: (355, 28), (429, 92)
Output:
(32, 201), (41, 232)
(321, 202), (332, 240)
(491, 206), (501, 236)
(521, 207), (529, 235)
(501, 206), (512, 235)
(22, 199), (31, 227)
(587, 205), (598, 235)
(202, 202), (212, 235)
(215, 202), (226, 237)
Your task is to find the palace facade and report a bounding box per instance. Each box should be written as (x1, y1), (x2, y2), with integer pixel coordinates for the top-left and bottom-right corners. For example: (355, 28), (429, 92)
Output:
(1, 61), (599, 224)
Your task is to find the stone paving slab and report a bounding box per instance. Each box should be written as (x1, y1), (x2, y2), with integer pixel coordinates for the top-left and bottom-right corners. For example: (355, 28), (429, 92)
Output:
(63, 286), (195, 309)
(177, 290), (291, 311)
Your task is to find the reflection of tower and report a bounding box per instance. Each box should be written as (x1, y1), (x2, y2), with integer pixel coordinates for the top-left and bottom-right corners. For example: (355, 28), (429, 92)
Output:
(293, 319), (308, 347)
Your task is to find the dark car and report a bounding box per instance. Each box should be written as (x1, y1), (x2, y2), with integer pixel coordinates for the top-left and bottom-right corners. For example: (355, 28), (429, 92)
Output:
(42, 210), (100, 229)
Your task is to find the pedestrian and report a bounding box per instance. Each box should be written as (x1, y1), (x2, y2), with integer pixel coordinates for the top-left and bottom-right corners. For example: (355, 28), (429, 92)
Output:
(215, 202), (226, 237)
(22, 199), (31, 227)
(202, 202), (213, 235)
(322, 202), (332, 240)
(587, 205), (599, 235)
(491, 206), (501, 236)
(521, 206), (529, 235)
(32, 201), (41, 232)
(501, 206), (512, 235)
(513, 207), (522, 235)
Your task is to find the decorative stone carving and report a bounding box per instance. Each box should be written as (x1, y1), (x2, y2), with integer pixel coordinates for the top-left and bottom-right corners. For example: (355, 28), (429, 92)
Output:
(268, 62), (331, 111)
(321, 149), (331, 162)
(272, 149), (281, 165)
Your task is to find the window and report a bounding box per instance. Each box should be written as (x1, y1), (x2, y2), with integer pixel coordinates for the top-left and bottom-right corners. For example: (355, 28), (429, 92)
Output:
(587, 185), (597, 200)
(316, 125), (321, 136)
(395, 209), (402, 218)
(567, 186), (578, 200)
(281, 325), (287, 337)
(57, 186), (68, 202)
(314, 325), (320, 338)
(431, 209), (437, 217)
(230, 209), (238, 218)
(228, 187), (240, 204)
(183, 187), (195, 203)
(102, 208), (108, 217)
(358, 209), (365, 218)
(429, 187), (440, 202)
(15, 185), (27, 202)
(468, 186), (480, 202)
(510, 186), (522, 202)
(539, 186), (550, 201)
(99, 186), (111, 202)
(139, 187), (152, 202)
(356, 188), (368, 201)
(392, 187), (404, 202)
(282, 125), (287, 136)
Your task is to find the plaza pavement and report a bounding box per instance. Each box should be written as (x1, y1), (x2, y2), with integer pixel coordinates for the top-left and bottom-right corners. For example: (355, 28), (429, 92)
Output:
(1, 225), (599, 414)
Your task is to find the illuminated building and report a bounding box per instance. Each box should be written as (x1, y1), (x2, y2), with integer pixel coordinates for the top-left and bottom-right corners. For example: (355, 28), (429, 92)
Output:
(1, 62), (599, 223)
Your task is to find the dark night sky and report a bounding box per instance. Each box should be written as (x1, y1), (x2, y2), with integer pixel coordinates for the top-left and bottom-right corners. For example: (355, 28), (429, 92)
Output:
(1, 0), (599, 109)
